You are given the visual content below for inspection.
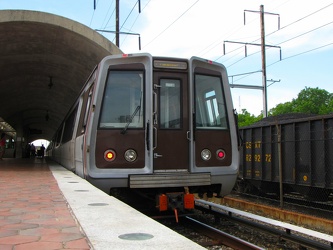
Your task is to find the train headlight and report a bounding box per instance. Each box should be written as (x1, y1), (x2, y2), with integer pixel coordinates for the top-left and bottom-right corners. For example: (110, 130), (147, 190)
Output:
(216, 149), (226, 160)
(201, 149), (211, 161)
(124, 149), (137, 162)
(104, 149), (116, 162)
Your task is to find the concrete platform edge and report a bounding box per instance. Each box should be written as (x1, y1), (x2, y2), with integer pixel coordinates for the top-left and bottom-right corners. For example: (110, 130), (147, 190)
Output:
(49, 162), (205, 250)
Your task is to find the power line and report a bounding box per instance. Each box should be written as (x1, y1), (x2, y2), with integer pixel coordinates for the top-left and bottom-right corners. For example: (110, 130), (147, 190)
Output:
(268, 41), (333, 67)
(89, 0), (99, 26)
(224, 19), (333, 71)
(199, 1), (293, 58)
(230, 19), (333, 71)
(232, 40), (333, 84)
(215, 47), (245, 63)
(120, 0), (151, 46)
(120, 1), (139, 31)
(198, 3), (263, 58)
(90, 0), (115, 28)
(265, 2), (333, 38)
(227, 18), (333, 68)
(142, 0), (200, 49)
(275, 20), (333, 46)
(221, 3), (333, 68)
(101, 1), (116, 30)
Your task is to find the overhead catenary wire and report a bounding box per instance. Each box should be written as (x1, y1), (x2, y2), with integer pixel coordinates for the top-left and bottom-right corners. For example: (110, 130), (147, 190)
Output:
(265, 2), (333, 39)
(198, 1), (292, 59)
(244, 19), (333, 68)
(142, 0), (200, 50)
(101, 1), (116, 30)
(127, 0), (152, 28)
(222, 3), (333, 61)
(120, 0), (151, 45)
(227, 38), (333, 85)
(89, 0), (99, 27)
(226, 18), (333, 70)
(95, 1), (142, 45)
(275, 20), (333, 46)
(93, 1), (332, 71)
(221, 2), (333, 80)
(230, 38), (333, 84)
(90, 0), (115, 28)
(197, 20), (259, 58)
(120, 1), (139, 31)
(268, 41), (333, 68)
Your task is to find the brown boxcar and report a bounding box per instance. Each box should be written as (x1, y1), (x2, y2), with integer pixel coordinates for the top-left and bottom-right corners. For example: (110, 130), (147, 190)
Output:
(239, 114), (333, 200)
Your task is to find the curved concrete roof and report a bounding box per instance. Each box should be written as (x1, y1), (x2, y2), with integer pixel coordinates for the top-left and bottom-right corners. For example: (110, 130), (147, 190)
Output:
(0, 10), (122, 143)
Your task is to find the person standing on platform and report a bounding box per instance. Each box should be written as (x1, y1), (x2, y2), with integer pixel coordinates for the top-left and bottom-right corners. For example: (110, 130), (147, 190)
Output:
(30, 143), (36, 157)
(0, 133), (6, 160)
(40, 144), (45, 158)
(25, 143), (31, 158)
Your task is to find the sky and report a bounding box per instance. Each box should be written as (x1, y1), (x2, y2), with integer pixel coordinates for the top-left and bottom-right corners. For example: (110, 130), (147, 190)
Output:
(2, 0), (333, 116)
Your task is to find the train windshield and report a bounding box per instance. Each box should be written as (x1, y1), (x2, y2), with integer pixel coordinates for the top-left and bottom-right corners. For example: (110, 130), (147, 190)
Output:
(99, 70), (144, 129)
(195, 74), (228, 129)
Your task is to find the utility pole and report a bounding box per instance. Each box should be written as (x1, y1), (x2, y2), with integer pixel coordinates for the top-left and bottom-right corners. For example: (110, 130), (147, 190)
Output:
(94, 0), (141, 49)
(225, 5), (280, 117)
(260, 5), (268, 117)
(244, 5), (280, 117)
(116, 0), (120, 47)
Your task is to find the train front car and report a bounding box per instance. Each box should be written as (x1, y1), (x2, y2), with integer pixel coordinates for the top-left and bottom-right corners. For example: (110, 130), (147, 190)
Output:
(85, 53), (239, 212)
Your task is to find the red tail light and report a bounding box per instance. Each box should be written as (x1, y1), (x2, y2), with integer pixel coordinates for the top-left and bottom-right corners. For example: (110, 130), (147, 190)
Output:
(216, 149), (226, 160)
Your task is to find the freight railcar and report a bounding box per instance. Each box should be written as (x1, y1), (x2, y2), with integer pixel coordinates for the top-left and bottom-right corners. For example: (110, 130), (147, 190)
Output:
(239, 114), (333, 200)
(48, 53), (239, 211)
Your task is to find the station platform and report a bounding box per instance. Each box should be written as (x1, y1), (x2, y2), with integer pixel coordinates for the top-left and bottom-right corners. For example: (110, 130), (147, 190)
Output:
(0, 158), (205, 250)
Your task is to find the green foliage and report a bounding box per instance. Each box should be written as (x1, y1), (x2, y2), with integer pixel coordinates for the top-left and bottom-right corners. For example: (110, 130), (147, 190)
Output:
(268, 101), (293, 115)
(237, 109), (263, 127)
(269, 87), (333, 116)
(238, 87), (333, 127)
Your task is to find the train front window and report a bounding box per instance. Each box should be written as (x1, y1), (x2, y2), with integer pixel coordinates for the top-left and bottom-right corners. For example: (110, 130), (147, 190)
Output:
(195, 74), (228, 129)
(99, 71), (144, 129)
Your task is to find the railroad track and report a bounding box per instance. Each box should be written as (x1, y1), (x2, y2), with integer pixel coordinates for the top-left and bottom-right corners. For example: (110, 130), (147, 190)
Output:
(195, 199), (333, 250)
(113, 189), (333, 249)
(227, 191), (333, 230)
(180, 216), (264, 250)
(237, 191), (333, 215)
(152, 211), (263, 249)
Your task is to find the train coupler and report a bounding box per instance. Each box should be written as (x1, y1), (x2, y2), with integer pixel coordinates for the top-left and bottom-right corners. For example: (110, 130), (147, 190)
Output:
(156, 192), (195, 213)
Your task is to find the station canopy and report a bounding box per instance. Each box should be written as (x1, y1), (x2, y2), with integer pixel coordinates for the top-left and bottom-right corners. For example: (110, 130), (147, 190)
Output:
(0, 10), (122, 142)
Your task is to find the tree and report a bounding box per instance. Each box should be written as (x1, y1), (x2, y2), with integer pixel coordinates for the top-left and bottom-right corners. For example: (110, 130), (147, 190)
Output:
(237, 87), (333, 128)
(293, 87), (333, 114)
(269, 87), (333, 116)
(269, 101), (293, 116)
(238, 109), (263, 127)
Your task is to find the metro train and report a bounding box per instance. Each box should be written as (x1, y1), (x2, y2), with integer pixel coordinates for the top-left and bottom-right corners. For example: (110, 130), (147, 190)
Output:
(48, 53), (239, 211)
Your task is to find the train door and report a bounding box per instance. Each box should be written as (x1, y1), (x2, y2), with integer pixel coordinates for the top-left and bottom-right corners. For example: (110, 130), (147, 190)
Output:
(152, 71), (189, 171)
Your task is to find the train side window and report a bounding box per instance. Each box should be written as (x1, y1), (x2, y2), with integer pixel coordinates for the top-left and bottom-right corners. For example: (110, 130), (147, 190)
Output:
(99, 71), (144, 129)
(82, 87), (93, 133)
(62, 105), (78, 143)
(55, 123), (64, 147)
(195, 74), (228, 129)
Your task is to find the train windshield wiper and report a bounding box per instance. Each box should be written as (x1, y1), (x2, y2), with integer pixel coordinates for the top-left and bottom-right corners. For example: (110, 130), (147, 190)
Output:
(121, 105), (141, 134)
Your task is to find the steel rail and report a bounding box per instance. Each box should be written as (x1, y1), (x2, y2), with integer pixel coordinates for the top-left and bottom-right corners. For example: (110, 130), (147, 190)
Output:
(181, 216), (264, 250)
(195, 199), (333, 250)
